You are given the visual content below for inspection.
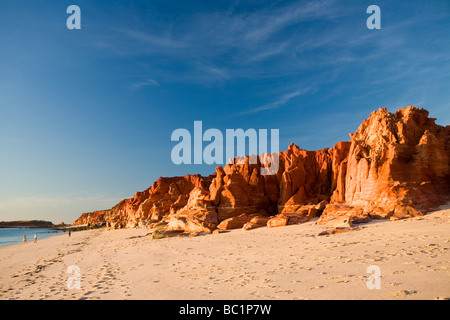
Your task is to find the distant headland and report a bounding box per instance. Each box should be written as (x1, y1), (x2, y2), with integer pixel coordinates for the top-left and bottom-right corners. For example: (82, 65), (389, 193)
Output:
(0, 220), (65, 228)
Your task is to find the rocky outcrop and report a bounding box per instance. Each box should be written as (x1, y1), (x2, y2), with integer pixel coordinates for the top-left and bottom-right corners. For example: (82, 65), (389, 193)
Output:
(106, 175), (213, 229)
(267, 213), (309, 228)
(321, 106), (450, 224)
(212, 164), (276, 221)
(267, 204), (321, 228)
(217, 212), (269, 230)
(242, 215), (271, 231)
(277, 145), (334, 212)
(73, 210), (108, 226)
(316, 204), (370, 226)
(163, 187), (218, 233)
(74, 106), (450, 234)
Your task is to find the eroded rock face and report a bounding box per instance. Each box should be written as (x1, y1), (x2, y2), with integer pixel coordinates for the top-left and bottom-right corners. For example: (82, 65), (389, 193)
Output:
(163, 187), (218, 234)
(74, 106), (450, 233)
(360, 107), (449, 210)
(267, 213), (309, 228)
(214, 162), (276, 221)
(316, 204), (371, 227)
(242, 215), (271, 231)
(217, 214), (262, 230)
(106, 175), (213, 229)
(73, 210), (108, 226)
(321, 106), (450, 224)
(278, 144), (334, 211)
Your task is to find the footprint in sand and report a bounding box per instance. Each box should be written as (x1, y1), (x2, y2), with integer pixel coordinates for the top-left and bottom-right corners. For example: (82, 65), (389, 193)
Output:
(393, 270), (406, 275)
(373, 257), (383, 261)
(307, 285), (324, 291)
(387, 290), (419, 297)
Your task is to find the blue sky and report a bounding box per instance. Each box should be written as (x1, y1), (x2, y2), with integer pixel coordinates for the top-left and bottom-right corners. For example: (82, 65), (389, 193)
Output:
(0, 0), (449, 223)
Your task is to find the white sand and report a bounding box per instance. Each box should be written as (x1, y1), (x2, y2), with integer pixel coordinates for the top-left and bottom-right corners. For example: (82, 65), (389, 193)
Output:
(1, 205), (449, 300)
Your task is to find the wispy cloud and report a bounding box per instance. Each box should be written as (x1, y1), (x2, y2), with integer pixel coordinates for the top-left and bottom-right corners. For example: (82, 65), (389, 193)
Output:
(119, 28), (188, 49)
(240, 0), (338, 44)
(96, 0), (345, 83)
(88, 0), (450, 114)
(196, 63), (231, 82)
(131, 79), (160, 89)
(235, 87), (312, 116)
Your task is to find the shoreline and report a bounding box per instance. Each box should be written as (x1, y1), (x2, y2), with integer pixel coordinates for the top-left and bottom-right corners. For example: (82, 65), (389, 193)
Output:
(1, 205), (449, 300)
(0, 228), (66, 248)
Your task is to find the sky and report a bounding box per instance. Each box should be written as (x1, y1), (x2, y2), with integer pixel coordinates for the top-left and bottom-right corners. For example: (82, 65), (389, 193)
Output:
(0, 0), (449, 224)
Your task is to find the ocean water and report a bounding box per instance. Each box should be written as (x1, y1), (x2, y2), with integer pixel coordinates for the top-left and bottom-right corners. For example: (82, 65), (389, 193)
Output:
(0, 228), (65, 247)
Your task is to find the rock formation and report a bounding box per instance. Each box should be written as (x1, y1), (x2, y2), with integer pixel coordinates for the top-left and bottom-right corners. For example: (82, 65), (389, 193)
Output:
(73, 210), (108, 226)
(319, 106), (450, 225)
(105, 175), (212, 229)
(164, 186), (219, 233)
(73, 106), (450, 234)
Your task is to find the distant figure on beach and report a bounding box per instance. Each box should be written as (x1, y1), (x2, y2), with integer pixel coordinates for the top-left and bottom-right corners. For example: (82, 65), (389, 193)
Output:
(23, 235), (27, 244)
(34, 233), (37, 243)
(68, 230), (71, 238)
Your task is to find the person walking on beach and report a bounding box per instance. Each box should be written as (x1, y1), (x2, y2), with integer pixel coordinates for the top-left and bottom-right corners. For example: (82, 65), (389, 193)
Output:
(34, 233), (37, 243)
(68, 230), (71, 238)
(23, 235), (27, 244)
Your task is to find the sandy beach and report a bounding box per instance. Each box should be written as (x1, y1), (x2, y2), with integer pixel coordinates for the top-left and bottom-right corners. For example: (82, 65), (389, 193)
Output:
(1, 205), (449, 300)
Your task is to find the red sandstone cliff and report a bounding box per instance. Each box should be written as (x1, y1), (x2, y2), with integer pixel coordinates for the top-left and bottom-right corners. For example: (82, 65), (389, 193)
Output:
(73, 106), (450, 232)
(319, 106), (450, 225)
(73, 210), (108, 226)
